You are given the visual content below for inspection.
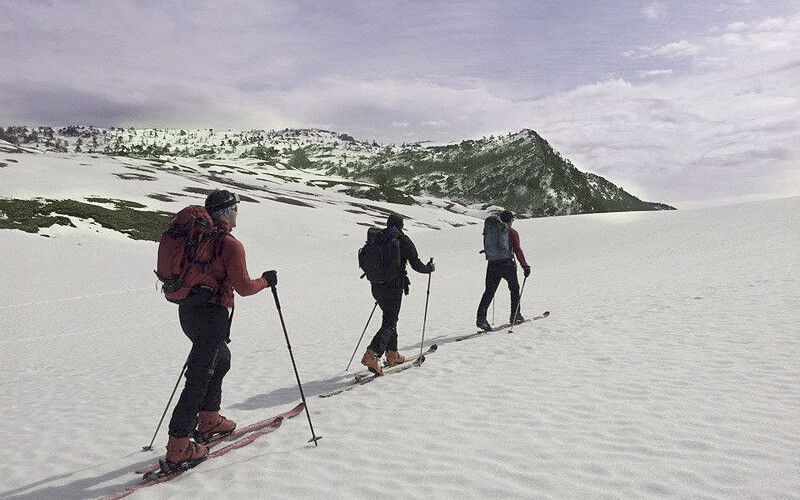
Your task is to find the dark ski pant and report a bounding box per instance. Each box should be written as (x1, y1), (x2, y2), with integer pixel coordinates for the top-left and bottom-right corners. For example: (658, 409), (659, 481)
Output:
(477, 259), (520, 321)
(368, 282), (404, 356)
(168, 296), (231, 438)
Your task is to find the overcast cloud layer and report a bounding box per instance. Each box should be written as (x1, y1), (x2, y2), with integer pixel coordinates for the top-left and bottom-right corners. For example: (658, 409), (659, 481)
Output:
(2, 0), (799, 208)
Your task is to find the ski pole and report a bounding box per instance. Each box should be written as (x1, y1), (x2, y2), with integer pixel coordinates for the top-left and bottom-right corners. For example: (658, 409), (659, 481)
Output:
(142, 358), (187, 451)
(509, 274), (528, 334)
(415, 258), (433, 366)
(270, 286), (322, 446)
(345, 301), (378, 371)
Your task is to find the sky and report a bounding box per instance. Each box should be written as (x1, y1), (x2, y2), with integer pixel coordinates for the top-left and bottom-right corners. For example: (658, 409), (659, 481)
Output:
(1, 0), (799, 208)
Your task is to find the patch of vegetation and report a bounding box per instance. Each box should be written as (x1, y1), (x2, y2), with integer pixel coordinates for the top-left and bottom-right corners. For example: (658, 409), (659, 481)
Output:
(208, 175), (261, 192)
(240, 145), (279, 163)
(114, 172), (158, 181)
(287, 148), (313, 169)
(0, 199), (75, 233)
(184, 186), (211, 196)
(306, 179), (368, 190)
(182, 186), (259, 204)
(262, 173), (301, 183)
(0, 198), (172, 241)
(340, 185), (416, 205)
(147, 193), (176, 202)
(85, 197), (147, 210)
(198, 162), (233, 169)
(0, 162), (6, 168)
(270, 196), (315, 208)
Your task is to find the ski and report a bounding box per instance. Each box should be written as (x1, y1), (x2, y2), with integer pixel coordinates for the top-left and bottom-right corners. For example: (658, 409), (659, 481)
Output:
(320, 344), (438, 398)
(351, 345), (436, 382)
(351, 344), (437, 384)
(455, 311), (550, 341)
(103, 419), (287, 500)
(134, 402), (305, 475)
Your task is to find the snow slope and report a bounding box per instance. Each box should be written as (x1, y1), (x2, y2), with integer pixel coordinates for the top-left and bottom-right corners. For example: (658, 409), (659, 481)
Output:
(1, 151), (798, 499)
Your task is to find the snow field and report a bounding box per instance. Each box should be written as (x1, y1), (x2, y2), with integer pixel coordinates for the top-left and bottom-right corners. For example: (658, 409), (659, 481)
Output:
(1, 151), (798, 499)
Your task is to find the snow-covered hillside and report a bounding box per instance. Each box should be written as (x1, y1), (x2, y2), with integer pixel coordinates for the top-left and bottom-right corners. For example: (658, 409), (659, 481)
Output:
(1, 149), (798, 499)
(1, 123), (674, 216)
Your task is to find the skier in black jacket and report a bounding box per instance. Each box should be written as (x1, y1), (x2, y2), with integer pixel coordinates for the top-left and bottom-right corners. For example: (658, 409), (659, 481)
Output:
(361, 214), (434, 375)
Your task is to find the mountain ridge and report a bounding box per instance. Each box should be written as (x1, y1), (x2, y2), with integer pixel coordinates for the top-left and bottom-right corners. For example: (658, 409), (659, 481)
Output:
(0, 125), (675, 215)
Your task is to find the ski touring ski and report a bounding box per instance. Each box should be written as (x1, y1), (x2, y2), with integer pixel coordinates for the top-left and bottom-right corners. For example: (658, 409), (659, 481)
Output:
(349, 344), (434, 381)
(353, 345), (434, 382)
(455, 311), (550, 342)
(104, 403), (305, 500)
(134, 402), (305, 475)
(103, 420), (287, 500)
(320, 344), (438, 398)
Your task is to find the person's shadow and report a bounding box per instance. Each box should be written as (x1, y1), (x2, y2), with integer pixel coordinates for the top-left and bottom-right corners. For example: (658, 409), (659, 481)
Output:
(0, 450), (167, 500)
(1, 334), (463, 500)
(231, 334), (458, 410)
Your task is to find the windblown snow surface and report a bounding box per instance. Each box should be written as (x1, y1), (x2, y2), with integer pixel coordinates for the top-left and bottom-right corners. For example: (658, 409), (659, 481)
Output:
(1, 150), (798, 499)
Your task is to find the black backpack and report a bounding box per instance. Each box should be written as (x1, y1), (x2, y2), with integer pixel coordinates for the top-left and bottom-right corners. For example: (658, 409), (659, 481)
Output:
(358, 226), (402, 283)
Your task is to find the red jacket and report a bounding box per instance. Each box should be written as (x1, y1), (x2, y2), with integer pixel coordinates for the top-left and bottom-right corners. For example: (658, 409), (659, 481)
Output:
(166, 220), (268, 307)
(509, 227), (529, 268)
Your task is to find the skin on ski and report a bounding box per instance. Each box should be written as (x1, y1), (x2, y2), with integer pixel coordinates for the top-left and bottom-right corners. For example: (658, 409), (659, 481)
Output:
(508, 310), (549, 333)
(349, 348), (427, 379)
(103, 421), (285, 500)
(320, 345), (438, 398)
(353, 344), (438, 382)
(455, 311), (550, 341)
(134, 402), (305, 474)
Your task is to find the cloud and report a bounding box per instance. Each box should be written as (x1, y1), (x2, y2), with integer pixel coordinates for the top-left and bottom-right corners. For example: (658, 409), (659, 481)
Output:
(518, 15), (800, 207)
(637, 69), (674, 78)
(641, 2), (666, 20)
(624, 40), (703, 60)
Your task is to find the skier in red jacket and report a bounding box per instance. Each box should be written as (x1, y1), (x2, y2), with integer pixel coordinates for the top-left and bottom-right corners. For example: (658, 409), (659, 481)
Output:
(476, 210), (531, 331)
(165, 189), (276, 469)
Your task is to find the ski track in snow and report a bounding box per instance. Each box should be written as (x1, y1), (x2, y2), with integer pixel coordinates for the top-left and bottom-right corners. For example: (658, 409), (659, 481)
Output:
(1, 152), (798, 499)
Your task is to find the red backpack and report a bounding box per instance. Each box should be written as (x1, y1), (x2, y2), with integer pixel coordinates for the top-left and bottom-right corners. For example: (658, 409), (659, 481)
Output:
(154, 205), (227, 303)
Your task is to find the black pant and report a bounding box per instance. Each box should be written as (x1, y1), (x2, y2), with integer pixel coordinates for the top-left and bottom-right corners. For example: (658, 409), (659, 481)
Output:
(477, 260), (520, 321)
(368, 282), (404, 356)
(168, 295), (231, 438)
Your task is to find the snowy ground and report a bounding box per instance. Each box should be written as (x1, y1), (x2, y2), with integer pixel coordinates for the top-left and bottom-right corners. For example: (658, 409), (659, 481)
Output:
(1, 150), (798, 499)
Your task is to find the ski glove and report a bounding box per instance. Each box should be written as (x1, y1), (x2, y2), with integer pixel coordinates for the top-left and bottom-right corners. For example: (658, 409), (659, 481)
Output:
(427, 262), (435, 273)
(523, 265), (531, 278)
(262, 270), (277, 287)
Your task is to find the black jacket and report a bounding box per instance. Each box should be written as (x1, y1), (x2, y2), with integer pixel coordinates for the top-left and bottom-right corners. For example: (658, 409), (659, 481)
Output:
(398, 230), (430, 275)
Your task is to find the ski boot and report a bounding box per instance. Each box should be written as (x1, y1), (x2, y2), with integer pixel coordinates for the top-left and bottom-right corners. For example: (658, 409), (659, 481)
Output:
(385, 350), (406, 367)
(195, 411), (237, 443)
(476, 318), (492, 331)
(165, 436), (208, 468)
(361, 348), (383, 375)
